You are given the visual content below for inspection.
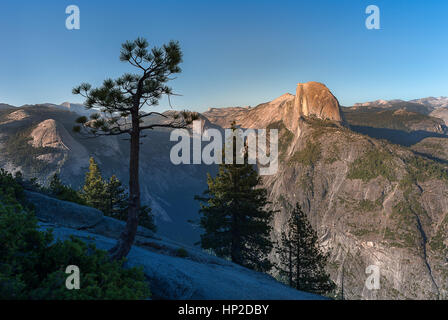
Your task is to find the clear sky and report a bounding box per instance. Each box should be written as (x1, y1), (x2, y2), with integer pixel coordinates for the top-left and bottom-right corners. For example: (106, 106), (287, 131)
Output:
(0, 0), (447, 112)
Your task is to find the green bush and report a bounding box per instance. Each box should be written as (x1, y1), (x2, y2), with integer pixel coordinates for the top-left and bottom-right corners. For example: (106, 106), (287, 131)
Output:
(0, 169), (150, 300)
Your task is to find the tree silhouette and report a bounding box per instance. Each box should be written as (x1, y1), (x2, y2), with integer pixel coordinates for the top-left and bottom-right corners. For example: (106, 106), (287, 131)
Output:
(73, 37), (197, 260)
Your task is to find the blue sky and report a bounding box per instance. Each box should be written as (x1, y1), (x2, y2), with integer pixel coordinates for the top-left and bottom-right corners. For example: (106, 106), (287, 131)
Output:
(0, 0), (447, 112)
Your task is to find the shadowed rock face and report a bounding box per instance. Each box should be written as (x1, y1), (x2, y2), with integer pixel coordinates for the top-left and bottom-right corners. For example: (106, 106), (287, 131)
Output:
(294, 82), (343, 122)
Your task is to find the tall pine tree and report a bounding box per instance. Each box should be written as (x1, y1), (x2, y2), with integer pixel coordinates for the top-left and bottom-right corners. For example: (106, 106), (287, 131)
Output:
(276, 203), (335, 295)
(73, 37), (196, 260)
(196, 125), (275, 272)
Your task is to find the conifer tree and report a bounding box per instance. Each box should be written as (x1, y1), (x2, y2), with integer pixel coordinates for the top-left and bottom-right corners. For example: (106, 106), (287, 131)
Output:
(104, 175), (128, 217)
(104, 174), (156, 232)
(195, 125), (275, 272)
(73, 37), (197, 260)
(276, 203), (335, 295)
(48, 173), (84, 204)
(136, 205), (157, 233)
(49, 173), (64, 196)
(81, 157), (107, 210)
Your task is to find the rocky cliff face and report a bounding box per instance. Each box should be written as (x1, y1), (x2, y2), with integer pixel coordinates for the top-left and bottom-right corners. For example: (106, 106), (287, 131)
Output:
(262, 118), (448, 299)
(202, 84), (448, 300)
(294, 82), (343, 122)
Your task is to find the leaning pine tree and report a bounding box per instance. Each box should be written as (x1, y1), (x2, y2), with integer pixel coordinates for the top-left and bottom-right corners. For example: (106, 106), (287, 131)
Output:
(276, 203), (335, 295)
(195, 125), (275, 272)
(73, 37), (197, 260)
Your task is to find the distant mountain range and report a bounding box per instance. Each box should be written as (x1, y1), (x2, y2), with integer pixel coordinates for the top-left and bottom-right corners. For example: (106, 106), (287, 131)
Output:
(354, 96), (448, 109)
(1, 84), (448, 299)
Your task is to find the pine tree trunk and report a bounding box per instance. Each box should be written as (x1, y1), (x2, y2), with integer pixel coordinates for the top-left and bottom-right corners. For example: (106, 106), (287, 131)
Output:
(109, 113), (140, 260)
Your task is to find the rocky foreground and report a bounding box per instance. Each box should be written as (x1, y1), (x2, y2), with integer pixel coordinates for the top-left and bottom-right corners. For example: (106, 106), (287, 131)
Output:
(28, 190), (323, 300)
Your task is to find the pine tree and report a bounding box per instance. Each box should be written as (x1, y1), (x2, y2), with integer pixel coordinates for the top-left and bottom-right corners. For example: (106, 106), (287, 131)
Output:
(81, 157), (107, 210)
(104, 175), (157, 232)
(276, 203), (335, 295)
(73, 37), (197, 260)
(49, 173), (64, 195)
(138, 205), (157, 233)
(195, 125), (275, 272)
(48, 173), (84, 204)
(104, 175), (128, 217)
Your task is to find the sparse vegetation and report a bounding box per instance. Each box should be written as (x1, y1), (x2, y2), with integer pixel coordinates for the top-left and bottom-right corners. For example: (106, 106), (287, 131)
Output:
(429, 215), (448, 255)
(351, 228), (373, 237)
(357, 199), (378, 212)
(267, 121), (294, 160)
(325, 144), (340, 164)
(403, 156), (448, 183)
(347, 149), (395, 182)
(384, 227), (396, 240)
(289, 141), (321, 167)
